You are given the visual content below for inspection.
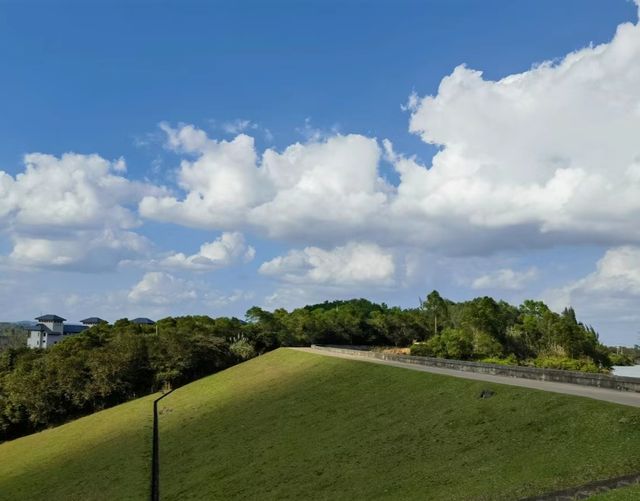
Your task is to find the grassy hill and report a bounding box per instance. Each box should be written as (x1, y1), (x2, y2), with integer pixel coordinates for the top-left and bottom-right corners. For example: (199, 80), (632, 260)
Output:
(2, 348), (640, 500)
(0, 393), (155, 500)
(157, 349), (640, 500)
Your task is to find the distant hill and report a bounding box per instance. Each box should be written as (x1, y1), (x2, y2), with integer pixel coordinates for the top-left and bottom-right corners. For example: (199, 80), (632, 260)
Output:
(13, 320), (36, 327)
(0, 322), (28, 350)
(2, 349), (640, 499)
(0, 321), (31, 330)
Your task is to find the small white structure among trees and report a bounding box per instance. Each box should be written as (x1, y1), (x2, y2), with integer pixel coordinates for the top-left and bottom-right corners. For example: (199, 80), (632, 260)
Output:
(26, 314), (105, 349)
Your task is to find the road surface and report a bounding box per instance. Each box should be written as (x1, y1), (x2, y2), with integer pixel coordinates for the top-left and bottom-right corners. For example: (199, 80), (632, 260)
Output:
(293, 347), (640, 408)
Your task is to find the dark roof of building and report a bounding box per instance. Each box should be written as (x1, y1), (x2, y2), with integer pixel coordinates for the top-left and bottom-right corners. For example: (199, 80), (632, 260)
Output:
(80, 317), (107, 325)
(30, 323), (54, 334)
(63, 324), (88, 334)
(132, 317), (155, 325)
(35, 314), (66, 322)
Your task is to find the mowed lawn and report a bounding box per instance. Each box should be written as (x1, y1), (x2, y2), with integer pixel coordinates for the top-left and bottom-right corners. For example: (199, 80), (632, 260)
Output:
(158, 349), (640, 500)
(0, 393), (155, 501)
(2, 349), (640, 501)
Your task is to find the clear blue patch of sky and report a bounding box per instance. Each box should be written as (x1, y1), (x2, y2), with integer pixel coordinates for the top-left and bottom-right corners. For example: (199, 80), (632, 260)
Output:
(0, 0), (635, 173)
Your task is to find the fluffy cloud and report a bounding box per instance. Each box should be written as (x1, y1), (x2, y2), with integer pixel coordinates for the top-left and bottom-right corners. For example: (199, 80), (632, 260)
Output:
(0, 153), (153, 230)
(471, 267), (538, 291)
(552, 247), (640, 303)
(222, 119), (257, 135)
(160, 232), (255, 271)
(140, 128), (388, 243)
(259, 242), (395, 286)
(128, 271), (198, 305)
(142, 14), (640, 255)
(404, 15), (640, 248)
(263, 285), (329, 311)
(141, 130), (266, 228)
(0, 153), (163, 271)
(10, 230), (150, 272)
(127, 271), (253, 312)
(545, 246), (640, 343)
(250, 135), (386, 242)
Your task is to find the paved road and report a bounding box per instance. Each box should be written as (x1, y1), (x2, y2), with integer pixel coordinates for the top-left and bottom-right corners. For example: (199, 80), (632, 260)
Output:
(293, 347), (640, 408)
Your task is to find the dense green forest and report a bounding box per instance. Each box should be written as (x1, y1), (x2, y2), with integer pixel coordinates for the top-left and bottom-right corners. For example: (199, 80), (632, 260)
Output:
(0, 292), (625, 441)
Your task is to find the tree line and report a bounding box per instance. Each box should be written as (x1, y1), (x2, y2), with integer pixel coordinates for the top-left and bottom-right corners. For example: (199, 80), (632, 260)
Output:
(244, 293), (615, 370)
(0, 317), (252, 441)
(0, 292), (619, 441)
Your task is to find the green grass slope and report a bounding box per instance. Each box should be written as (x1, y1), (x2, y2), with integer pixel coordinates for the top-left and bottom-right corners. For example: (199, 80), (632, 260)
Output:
(158, 349), (640, 500)
(0, 393), (155, 501)
(2, 349), (640, 501)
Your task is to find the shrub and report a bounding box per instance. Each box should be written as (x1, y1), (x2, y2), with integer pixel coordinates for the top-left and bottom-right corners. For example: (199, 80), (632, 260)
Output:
(410, 342), (432, 357)
(479, 354), (518, 366)
(473, 331), (503, 359)
(229, 336), (256, 361)
(532, 356), (602, 373)
(410, 335), (447, 357)
(410, 330), (474, 360)
(608, 353), (634, 366)
(441, 328), (474, 360)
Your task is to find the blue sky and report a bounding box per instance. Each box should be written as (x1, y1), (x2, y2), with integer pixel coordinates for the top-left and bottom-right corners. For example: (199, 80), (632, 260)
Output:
(1, 0), (640, 345)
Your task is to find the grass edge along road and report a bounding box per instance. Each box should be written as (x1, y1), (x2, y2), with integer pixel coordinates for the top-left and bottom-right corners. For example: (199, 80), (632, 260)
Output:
(296, 346), (640, 408)
(589, 483), (640, 500)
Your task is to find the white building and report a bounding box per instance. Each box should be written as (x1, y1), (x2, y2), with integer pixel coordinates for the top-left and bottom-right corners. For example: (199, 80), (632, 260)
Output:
(26, 315), (104, 349)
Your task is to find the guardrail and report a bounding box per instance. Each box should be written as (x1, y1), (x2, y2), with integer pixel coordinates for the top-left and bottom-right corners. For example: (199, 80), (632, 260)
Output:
(310, 345), (640, 393)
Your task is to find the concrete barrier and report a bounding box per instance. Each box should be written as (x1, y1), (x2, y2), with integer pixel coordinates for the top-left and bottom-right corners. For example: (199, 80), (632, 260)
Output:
(310, 345), (640, 393)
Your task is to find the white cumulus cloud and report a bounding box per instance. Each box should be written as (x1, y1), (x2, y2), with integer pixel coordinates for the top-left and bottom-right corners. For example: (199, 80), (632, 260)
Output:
(221, 119), (257, 135)
(544, 246), (640, 343)
(259, 242), (395, 286)
(141, 11), (640, 256)
(552, 246), (640, 302)
(0, 153), (157, 229)
(141, 130), (266, 228)
(471, 267), (538, 291)
(128, 271), (198, 305)
(0, 153), (164, 271)
(140, 127), (389, 243)
(403, 14), (640, 248)
(10, 230), (150, 272)
(160, 232), (255, 271)
(125, 271), (253, 314)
